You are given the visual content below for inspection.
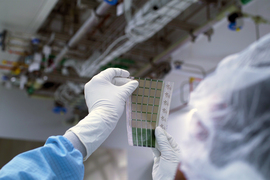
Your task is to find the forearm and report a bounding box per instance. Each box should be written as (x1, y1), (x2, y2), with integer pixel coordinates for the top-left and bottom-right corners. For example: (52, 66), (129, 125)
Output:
(0, 136), (84, 180)
(65, 108), (118, 160)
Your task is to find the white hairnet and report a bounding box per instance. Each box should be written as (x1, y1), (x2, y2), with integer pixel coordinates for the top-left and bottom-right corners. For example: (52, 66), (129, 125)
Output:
(179, 33), (270, 180)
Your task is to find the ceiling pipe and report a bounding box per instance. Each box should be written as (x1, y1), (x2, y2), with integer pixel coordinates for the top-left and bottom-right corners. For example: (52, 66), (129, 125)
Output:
(135, 2), (239, 77)
(82, 0), (198, 77)
(46, 1), (116, 72)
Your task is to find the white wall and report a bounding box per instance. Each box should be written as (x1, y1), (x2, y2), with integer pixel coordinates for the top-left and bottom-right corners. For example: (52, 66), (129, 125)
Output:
(0, 0), (57, 34)
(0, 86), (73, 141)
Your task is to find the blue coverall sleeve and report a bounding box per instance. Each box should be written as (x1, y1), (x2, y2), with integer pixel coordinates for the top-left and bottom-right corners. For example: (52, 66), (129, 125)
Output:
(0, 136), (84, 180)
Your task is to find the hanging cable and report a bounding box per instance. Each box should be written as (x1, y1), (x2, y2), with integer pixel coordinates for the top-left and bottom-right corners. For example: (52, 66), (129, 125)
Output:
(83, 0), (198, 77)
(81, 35), (128, 76)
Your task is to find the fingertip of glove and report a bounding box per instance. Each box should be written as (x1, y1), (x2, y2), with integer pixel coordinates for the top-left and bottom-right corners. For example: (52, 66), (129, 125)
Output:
(131, 80), (139, 88)
(155, 126), (166, 138)
(155, 126), (163, 133)
(124, 80), (138, 90)
(120, 69), (130, 78)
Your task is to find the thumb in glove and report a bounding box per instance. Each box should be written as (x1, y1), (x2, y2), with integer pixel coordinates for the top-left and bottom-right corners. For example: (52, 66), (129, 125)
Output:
(152, 126), (181, 180)
(154, 126), (181, 162)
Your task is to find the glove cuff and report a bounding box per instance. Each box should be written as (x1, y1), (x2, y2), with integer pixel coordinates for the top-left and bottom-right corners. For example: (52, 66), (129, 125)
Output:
(158, 157), (179, 180)
(63, 131), (87, 158)
(66, 108), (119, 161)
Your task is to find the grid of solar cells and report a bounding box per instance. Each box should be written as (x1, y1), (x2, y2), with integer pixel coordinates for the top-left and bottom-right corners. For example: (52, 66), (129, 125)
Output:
(131, 78), (163, 147)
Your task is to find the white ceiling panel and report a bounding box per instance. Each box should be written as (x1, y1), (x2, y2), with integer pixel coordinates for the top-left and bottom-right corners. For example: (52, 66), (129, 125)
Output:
(0, 0), (58, 33)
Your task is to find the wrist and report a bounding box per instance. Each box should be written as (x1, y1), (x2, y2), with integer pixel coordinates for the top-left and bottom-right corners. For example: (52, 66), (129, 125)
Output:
(66, 109), (119, 160)
(89, 105), (120, 128)
(63, 131), (87, 158)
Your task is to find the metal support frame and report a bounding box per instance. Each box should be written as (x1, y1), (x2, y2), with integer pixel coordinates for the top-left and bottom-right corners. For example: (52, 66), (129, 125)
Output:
(135, 2), (239, 77)
(167, 20), (198, 31)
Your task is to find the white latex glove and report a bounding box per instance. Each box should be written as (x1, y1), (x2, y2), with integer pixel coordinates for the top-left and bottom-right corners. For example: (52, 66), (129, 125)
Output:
(152, 127), (181, 180)
(66, 68), (138, 160)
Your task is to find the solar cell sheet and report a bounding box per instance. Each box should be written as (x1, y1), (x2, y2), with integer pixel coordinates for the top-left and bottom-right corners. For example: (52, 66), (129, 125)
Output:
(126, 77), (174, 148)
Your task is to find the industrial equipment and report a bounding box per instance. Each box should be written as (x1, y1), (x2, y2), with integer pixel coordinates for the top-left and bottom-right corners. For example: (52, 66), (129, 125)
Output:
(0, 0), (258, 120)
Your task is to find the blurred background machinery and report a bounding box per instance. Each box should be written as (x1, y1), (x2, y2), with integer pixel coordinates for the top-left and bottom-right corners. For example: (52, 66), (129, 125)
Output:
(0, 0), (263, 120)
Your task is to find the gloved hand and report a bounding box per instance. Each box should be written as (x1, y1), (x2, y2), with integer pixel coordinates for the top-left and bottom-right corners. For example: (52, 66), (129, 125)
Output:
(66, 68), (138, 160)
(152, 127), (181, 180)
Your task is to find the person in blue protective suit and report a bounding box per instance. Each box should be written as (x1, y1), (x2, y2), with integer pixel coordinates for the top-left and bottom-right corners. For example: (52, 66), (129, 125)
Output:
(0, 68), (181, 180)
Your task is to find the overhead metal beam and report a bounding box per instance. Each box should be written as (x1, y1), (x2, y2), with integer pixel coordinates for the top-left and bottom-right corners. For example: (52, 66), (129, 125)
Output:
(167, 20), (199, 31)
(135, 3), (239, 77)
(47, 73), (90, 84)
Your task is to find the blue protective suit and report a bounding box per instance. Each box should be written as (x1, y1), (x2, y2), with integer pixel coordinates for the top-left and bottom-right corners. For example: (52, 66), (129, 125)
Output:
(0, 136), (84, 180)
